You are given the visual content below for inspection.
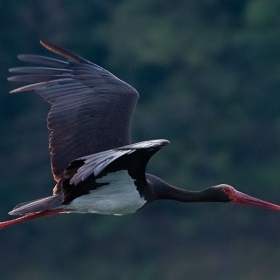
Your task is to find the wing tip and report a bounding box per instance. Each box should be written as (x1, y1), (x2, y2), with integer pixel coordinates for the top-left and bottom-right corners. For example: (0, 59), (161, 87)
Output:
(39, 40), (87, 63)
(119, 139), (170, 150)
(40, 40), (52, 51)
(161, 139), (170, 146)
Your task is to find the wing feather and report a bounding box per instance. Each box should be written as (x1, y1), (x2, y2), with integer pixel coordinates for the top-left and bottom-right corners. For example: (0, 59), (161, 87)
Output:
(68, 139), (170, 185)
(61, 139), (169, 203)
(8, 41), (139, 181)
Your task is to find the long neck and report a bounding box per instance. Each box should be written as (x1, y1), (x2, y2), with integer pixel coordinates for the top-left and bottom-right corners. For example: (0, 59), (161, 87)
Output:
(147, 174), (218, 203)
(155, 185), (213, 202)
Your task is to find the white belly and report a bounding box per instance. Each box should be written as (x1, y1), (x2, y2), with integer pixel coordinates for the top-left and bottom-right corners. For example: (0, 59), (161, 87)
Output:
(68, 170), (146, 215)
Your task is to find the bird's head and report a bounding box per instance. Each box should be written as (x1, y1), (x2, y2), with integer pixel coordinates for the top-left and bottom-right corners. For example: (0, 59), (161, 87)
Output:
(210, 184), (280, 210)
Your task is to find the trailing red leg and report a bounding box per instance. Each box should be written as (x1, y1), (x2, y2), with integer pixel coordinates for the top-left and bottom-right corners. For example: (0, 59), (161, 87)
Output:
(0, 209), (68, 230)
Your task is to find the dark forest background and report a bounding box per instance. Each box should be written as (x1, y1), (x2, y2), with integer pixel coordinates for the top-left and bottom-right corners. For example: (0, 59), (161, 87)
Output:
(1, 1), (280, 279)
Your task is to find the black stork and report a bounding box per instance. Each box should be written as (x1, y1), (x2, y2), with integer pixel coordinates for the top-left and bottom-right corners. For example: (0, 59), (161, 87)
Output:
(1, 41), (279, 230)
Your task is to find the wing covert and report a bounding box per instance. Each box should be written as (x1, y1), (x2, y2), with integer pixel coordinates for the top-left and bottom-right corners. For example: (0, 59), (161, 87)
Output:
(61, 139), (169, 203)
(67, 139), (170, 184)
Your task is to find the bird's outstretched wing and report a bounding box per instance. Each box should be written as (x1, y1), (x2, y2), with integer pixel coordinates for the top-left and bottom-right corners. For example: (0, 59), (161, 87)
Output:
(8, 41), (139, 181)
(61, 139), (170, 203)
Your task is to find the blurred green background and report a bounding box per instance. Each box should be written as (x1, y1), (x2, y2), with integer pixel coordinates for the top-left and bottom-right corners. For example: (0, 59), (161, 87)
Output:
(1, 0), (280, 279)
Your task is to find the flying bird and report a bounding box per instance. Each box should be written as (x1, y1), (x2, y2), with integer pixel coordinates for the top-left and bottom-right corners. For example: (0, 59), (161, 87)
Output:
(1, 41), (279, 230)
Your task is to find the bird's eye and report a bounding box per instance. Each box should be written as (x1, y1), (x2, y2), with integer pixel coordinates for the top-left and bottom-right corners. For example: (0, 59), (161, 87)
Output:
(224, 187), (232, 194)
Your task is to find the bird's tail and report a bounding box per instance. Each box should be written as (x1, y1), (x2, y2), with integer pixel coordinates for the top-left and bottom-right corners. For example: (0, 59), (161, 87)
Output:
(8, 195), (63, 216)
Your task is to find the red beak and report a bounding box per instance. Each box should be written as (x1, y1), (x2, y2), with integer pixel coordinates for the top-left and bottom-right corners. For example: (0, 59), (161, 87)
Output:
(232, 191), (280, 210)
